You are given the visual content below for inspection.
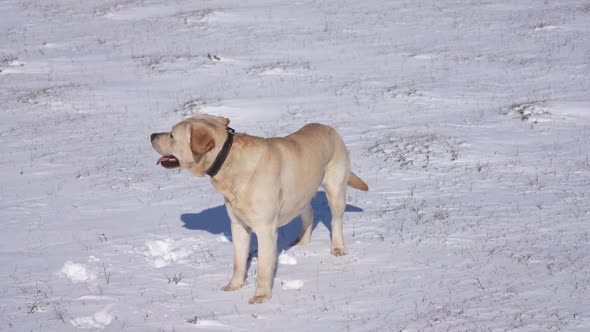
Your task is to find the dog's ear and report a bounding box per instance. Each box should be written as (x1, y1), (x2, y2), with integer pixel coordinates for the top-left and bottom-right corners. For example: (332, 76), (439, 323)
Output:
(190, 125), (215, 156)
(217, 116), (230, 126)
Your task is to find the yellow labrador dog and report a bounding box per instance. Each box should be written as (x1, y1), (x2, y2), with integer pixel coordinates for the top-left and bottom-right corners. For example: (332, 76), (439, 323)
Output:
(150, 114), (367, 304)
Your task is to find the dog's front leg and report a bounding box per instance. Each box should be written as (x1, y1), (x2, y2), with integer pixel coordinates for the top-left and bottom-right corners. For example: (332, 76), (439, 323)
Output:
(249, 226), (277, 304)
(222, 215), (251, 291)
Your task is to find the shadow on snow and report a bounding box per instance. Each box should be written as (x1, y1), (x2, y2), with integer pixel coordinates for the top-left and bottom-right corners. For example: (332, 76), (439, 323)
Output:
(180, 191), (363, 254)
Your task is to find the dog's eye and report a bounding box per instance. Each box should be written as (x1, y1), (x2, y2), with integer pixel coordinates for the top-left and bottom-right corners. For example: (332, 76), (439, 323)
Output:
(170, 133), (174, 139)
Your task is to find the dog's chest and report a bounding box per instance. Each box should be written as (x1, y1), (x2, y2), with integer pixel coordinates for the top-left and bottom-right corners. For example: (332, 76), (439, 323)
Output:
(226, 199), (271, 228)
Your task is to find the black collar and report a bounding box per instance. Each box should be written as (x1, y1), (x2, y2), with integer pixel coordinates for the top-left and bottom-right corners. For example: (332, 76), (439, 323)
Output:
(206, 127), (235, 177)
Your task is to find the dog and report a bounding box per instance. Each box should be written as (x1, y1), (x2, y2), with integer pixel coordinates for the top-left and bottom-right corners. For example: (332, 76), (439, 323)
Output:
(150, 114), (368, 303)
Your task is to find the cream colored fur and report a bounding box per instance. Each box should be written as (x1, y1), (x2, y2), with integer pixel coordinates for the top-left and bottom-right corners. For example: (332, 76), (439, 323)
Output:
(151, 114), (367, 304)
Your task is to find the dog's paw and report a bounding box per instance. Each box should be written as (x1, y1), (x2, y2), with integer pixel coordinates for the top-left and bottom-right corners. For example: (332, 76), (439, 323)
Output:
(222, 282), (243, 291)
(330, 247), (348, 256)
(248, 294), (271, 304)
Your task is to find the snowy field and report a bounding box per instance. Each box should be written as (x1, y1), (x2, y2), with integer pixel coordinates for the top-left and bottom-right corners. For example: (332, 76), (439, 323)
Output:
(1, 0), (590, 331)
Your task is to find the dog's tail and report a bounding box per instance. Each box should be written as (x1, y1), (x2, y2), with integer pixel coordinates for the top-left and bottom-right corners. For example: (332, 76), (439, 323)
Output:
(348, 172), (368, 191)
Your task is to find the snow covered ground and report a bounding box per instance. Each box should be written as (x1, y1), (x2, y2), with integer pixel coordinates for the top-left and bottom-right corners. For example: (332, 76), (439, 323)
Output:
(1, 0), (589, 330)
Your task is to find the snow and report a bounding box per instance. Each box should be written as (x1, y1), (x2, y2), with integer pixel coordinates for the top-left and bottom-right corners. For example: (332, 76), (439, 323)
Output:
(187, 319), (230, 329)
(60, 261), (97, 284)
(278, 250), (298, 265)
(281, 280), (305, 291)
(1, 0), (589, 331)
(70, 305), (114, 329)
(144, 238), (207, 268)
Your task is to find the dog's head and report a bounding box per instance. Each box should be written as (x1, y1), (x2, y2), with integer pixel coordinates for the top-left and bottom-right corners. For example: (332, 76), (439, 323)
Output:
(150, 114), (230, 176)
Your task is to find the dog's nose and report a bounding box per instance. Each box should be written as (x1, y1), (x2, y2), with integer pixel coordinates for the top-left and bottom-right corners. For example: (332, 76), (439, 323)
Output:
(150, 133), (156, 142)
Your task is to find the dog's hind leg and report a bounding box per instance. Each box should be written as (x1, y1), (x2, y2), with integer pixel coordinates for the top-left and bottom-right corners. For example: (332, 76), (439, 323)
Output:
(323, 152), (350, 256)
(323, 182), (348, 256)
(293, 202), (313, 246)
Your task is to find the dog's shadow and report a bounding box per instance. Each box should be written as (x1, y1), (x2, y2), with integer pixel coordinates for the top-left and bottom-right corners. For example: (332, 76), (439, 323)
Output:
(180, 191), (363, 254)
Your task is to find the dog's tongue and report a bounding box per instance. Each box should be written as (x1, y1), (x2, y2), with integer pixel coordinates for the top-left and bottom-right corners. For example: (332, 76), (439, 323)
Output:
(156, 156), (172, 165)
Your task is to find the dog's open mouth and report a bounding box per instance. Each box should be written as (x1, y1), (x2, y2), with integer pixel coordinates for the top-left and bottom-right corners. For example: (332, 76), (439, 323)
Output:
(156, 155), (180, 169)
